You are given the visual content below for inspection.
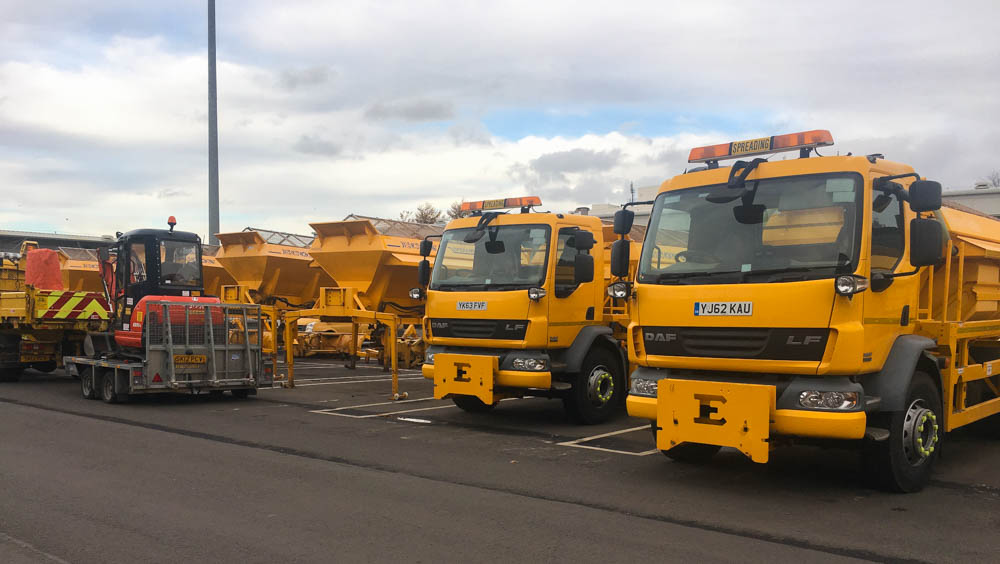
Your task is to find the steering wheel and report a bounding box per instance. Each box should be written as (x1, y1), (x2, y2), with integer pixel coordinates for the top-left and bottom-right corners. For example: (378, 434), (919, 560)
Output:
(675, 250), (720, 264)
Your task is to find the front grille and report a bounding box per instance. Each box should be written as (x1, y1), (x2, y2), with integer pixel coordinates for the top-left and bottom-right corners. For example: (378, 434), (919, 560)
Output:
(678, 327), (770, 358)
(641, 326), (828, 361)
(429, 319), (528, 340)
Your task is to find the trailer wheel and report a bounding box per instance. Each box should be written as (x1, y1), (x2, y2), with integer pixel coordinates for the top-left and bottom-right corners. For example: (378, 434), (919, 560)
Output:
(862, 371), (942, 493)
(563, 348), (624, 424)
(0, 367), (22, 383)
(100, 370), (119, 404)
(452, 395), (496, 413)
(231, 389), (250, 399)
(80, 367), (98, 399)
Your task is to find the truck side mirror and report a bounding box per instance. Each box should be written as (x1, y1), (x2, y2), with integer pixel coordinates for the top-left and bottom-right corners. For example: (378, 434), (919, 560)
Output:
(419, 239), (433, 257)
(909, 180), (942, 212)
(574, 253), (594, 284)
(418, 259), (431, 287)
(910, 217), (944, 267)
(613, 209), (634, 235)
(610, 239), (630, 278)
(571, 230), (595, 251)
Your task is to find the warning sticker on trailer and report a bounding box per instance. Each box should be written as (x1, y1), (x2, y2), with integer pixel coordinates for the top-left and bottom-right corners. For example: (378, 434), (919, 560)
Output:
(694, 302), (753, 316)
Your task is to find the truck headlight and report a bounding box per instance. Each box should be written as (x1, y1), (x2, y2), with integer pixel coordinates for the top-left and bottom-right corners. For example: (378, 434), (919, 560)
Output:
(512, 358), (547, 371)
(834, 275), (869, 297)
(607, 282), (630, 299)
(630, 374), (659, 397)
(425, 352), (435, 365)
(798, 390), (859, 410)
(527, 287), (547, 301)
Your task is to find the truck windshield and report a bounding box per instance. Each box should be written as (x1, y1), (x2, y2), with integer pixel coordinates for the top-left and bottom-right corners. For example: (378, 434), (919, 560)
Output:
(430, 224), (550, 290)
(638, 173), (861, 284)
(160, 240), (201, 287)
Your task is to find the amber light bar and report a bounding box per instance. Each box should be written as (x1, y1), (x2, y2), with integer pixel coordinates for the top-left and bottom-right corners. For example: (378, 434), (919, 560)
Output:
(688, 130), (835, 163)
(460, 196), (542, 212)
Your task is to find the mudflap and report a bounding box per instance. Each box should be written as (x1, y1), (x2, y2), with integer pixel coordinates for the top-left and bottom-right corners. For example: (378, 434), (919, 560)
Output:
(432, 354), (497, 405)
(656, 379), (774, 463)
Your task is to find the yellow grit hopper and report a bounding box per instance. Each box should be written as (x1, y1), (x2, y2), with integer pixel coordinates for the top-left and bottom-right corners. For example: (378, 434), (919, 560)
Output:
(57, 248), (103, 292)
(929, 202), (1000, 321)
(307, 219), (438, 315)
(200, 245), (236, 298)
(215, 229), (335, 307)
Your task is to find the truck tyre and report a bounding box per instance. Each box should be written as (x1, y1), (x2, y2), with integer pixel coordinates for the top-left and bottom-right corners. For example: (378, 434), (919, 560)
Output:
(100, 370), (119, 404)
(862, 371), (942, 493)
(649, 422), (720, 462)
(0, 367), (22, 382)
(80, 367), (98, 399)
(452, 395), (496, 413)
(231, 388), (250, 399)
(563, 348), (624, 424)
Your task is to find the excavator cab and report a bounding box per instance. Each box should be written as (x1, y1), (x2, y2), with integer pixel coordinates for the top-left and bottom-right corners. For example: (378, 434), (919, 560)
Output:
(112, 229), (203, 318)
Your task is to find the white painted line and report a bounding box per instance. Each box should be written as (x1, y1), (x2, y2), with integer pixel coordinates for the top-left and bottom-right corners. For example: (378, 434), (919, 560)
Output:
(556, 424), (657, 456)
(321, 397), (438, 411)
(397, 417), (432, 424)
(559, 425), (650, 446)
(310, 402), (459, 419)
(295, 376), (425, 387)
(561, 444), (659, 456)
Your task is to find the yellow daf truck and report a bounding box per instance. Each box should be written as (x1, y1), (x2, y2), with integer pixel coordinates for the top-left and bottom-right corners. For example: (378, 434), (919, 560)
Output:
(618, 129), (1000, 491)
(414, 197), (632, 423)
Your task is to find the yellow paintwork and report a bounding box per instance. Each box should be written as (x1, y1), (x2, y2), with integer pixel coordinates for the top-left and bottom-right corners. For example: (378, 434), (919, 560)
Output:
(432, 353), (498, 404)
(215, 230), (334, 307)
(627, 150), (1000, 461)
(423, 212), (633, 397)
(656, 379), (773, 462)
(201, 254), (236, 298)
(307, 219), (433, 314)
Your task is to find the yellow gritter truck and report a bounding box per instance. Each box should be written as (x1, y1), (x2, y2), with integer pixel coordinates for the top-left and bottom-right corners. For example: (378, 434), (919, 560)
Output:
(618, 129), (1000, 491)
(415, 197), (636, 423)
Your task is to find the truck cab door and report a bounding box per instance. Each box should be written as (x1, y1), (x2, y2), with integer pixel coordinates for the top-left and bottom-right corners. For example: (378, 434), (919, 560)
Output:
(547, 227), (598, 348)
(862, 186), (917, 366)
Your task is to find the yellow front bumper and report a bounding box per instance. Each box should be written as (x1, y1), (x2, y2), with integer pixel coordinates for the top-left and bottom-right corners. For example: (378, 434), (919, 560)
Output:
(424, 355), (552, 404)
(627, 387), (867, 463)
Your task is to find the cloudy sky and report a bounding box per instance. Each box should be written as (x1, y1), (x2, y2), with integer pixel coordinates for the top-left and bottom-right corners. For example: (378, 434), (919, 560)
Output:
(2, 0), (998, 240)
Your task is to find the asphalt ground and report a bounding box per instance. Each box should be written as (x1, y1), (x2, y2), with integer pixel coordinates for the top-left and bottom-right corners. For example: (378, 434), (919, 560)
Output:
(2, 358), (1000, 563)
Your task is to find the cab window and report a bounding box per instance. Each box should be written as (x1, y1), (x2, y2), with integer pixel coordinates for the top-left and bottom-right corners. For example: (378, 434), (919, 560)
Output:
(871, 190), (905, 272)
(129, 243), (147, 284)
(554, 228), (590, 298)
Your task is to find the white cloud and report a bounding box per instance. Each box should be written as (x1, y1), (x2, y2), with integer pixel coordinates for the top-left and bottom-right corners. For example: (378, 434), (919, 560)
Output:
(1, 0), (999, 240)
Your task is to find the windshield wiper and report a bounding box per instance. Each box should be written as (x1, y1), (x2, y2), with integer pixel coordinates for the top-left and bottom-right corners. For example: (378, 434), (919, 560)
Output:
(653, 270), (743, 284)
(740, 266), (842, 283)
(484, 283), (535, 291)
(432, 283), (489, 291)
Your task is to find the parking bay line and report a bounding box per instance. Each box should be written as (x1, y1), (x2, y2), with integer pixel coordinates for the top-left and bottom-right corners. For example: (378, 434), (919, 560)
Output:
(309, 397), (523, 419)
(557, 425), (658, 456)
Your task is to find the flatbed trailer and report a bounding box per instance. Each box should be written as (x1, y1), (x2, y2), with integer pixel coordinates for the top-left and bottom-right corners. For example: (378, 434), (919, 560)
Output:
(64, 300), (270, 402)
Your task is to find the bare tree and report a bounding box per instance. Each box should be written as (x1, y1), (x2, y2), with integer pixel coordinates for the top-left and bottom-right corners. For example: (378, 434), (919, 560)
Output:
(398, 203), (442, 224)
(987, 170), (1000, 188)
(446, 200), (465, 219)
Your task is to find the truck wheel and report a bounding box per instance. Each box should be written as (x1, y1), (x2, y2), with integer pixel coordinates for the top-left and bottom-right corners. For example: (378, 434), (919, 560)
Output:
(452, 395), (496, 413)
(563, 348), (624, 424)
(862, 372), (942, 493)
(231, 389), (250, 399)
(80, 367), (98, 399)
(100, 370), (119, 404)
(649, 422), (720, 462)
(0, 368), (22, 382)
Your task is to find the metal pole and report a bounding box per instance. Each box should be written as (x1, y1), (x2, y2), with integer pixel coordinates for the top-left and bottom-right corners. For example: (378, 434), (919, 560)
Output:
(207, 0), (220, 245)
